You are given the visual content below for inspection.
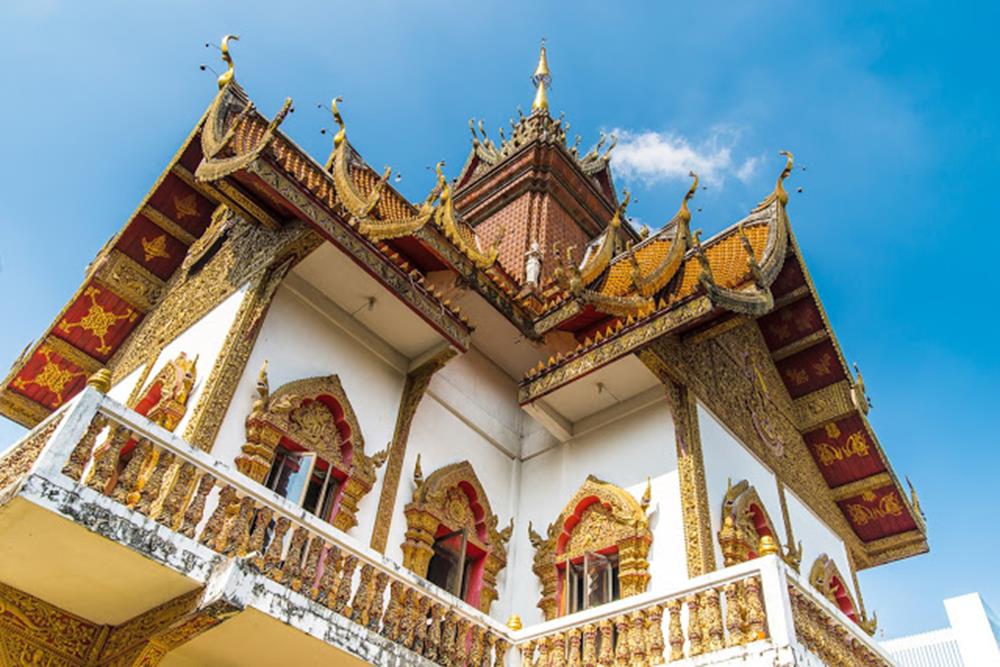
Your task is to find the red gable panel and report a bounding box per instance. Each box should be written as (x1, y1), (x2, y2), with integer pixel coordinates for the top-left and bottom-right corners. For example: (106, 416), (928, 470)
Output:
(758, 296), (824, 349)
(8, 344), (88, 410)
(147, 174), (213, 237)
(774, 339), (846, 398)
(51, 282), (142, 362)
(837, 485), (918, 542)
(115, 215), (188, 279)
(803, 414), (887, 486)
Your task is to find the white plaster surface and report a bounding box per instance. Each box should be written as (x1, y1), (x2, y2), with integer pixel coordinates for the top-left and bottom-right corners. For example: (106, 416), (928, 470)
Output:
(210, 284), (406, 542)
(510, 400), (684, 627)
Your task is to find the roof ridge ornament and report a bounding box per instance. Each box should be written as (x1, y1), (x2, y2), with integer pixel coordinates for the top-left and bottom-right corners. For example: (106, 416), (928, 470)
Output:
(217, 34), (239, 89)
(531, 39), (552, 113)
(752, 150), (794, 213)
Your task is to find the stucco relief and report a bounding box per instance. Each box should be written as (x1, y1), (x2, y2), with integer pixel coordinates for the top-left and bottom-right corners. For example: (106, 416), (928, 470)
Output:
(237, 363), (387, 533)
(528, 475), (652, 620)
(717, 479), (781, 567)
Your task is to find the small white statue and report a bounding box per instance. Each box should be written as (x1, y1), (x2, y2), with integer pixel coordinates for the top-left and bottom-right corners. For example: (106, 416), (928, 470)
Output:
(524, 240), (543, 287)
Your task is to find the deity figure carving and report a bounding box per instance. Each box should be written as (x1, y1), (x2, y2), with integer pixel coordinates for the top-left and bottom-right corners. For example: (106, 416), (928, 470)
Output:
(524, 240), (543, 288)
(132, 352), (199, 432)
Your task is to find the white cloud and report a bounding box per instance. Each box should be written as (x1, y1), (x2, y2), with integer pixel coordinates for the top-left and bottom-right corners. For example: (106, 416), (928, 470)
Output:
(609, 127), (758, 188)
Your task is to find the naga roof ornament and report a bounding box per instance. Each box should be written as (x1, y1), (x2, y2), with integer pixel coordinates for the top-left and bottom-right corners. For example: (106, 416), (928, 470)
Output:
(217, 34), (239, 89)
(326, 98), (439, 241)
(434, 163), (502, 270)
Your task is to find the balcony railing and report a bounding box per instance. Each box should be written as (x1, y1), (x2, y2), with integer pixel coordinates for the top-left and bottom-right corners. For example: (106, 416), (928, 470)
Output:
(1, 388), (895, 667)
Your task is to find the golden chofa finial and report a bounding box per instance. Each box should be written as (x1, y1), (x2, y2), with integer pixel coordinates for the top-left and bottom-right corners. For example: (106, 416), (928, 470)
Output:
(331, 96), (346, 148)
(531, 39), (552, 113)
(677, 171), (699, 224)
(775, 149), (794, 205)
(217, 34), (240, 89)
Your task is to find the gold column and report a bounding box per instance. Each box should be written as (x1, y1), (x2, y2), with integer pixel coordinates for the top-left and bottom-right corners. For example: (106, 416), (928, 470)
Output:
(369, 348), (456, 553)
(665, 378), (717, 577)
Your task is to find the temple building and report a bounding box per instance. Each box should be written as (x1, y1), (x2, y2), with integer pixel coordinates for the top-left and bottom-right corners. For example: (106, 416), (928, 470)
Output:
(0, 39), (927, 666)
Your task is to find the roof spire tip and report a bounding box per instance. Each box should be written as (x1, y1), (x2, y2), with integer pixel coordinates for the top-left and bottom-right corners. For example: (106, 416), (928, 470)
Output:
(531, 39), (552, 113)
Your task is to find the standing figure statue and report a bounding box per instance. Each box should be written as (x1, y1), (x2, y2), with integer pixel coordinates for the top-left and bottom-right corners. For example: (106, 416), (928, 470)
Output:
(524, 240), (543, 289)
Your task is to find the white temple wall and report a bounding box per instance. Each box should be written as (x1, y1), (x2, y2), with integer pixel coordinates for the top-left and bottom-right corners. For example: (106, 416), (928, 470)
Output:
(210, 284), (406, 543)
(510, 400), (685, 627)
(699, 403), (788, 559)
(784, 487), (858, 601)
(108, 285), (249, 435)
(698, 404), (857, 599)
(385, 388), (518, 621)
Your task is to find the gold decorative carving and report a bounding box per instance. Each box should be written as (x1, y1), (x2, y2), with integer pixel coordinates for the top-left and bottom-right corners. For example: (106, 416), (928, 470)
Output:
(529, 475), (651, 620)
(717, 479), (786, 567)
(0, 414), (65, 490)
(132, 352), (198, 433)
(237, 368), (385, 533)
(808, 554), (861, 623)
(401, 460), (510, 614)
(370, 347), (456, 553)
(638, 355), (716, 579)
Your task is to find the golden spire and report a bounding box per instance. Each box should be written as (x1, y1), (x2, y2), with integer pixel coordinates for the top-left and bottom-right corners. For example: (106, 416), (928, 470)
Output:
(217, 34), (240, 89)
(531, 39), (552, 113)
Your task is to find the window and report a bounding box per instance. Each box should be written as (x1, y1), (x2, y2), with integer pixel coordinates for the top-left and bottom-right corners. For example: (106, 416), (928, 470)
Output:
(265, 445), (341, 522)
(426, 529), (476, 600)
(561, 550), (621, 615)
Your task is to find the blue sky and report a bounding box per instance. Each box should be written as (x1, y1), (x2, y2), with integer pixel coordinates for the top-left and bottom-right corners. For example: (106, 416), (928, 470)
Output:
(1, 1), (997, 639)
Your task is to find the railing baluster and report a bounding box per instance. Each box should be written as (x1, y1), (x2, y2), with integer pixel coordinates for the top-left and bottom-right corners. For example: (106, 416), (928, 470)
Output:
(367, 572), (389, 632)
(331, 555), (357, 615)
(115, 438), (153, 506)
(597, 619), (613, 667)
(582, 623), (597, 667)
(86, 424), (127, 494)
(261, 516), (290, 577)
(644, 604), (665, 666)
(666, 599), (684, 662)
(685, 594), (702, 657)
(316, 544), (342, 606)
(700, 589), (724, 652)
(440, 610), (457, 667)
(198, 484), (237, 549)
(349, 563), (375, 625)
(300, 535), (325, 592)
(157, 461), (195, 531)
(743, 575), (767, 641)
(424, 602), (443, 662)
(62, 414), (107, 480)
(135, 450), (173, 516)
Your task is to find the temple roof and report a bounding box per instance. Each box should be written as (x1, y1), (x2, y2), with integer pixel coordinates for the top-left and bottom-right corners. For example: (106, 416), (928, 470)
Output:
(0, 42), (926, 569)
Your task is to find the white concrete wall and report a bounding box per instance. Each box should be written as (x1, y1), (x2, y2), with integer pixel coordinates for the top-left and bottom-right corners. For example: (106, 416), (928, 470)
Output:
(107, 285), (248, 435)
(211, 284), (406, 543)
(699, 403), (857, 600)
(784, 487), (857, 601)
(510, 400), (685, 627)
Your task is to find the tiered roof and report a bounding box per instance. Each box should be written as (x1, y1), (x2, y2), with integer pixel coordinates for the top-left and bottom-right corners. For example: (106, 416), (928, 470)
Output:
(0, 39), (926, 567)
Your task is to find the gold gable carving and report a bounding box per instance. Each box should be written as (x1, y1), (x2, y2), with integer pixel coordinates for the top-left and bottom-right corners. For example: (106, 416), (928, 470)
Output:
(401, 460), (511, 613)
(529, 475), (652, 620)
(237, 364), (386, 533)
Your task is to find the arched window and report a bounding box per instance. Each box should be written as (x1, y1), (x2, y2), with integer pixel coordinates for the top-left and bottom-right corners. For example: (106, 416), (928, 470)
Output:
(237, 366), (386, 533)
(530, 475), (652, 620)
(717, 479), (779, 566)
(401, 459), (511, 613)
(809, 554), (860, 622)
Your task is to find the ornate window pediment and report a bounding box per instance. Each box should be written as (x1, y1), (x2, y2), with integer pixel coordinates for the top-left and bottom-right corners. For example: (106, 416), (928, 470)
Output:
(809, 554), (860, 622)
(237, 364), (386, 532)
(717, 479), (780, 567)
(401, 459), (511, 613)
(529, 475), (652, 620)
